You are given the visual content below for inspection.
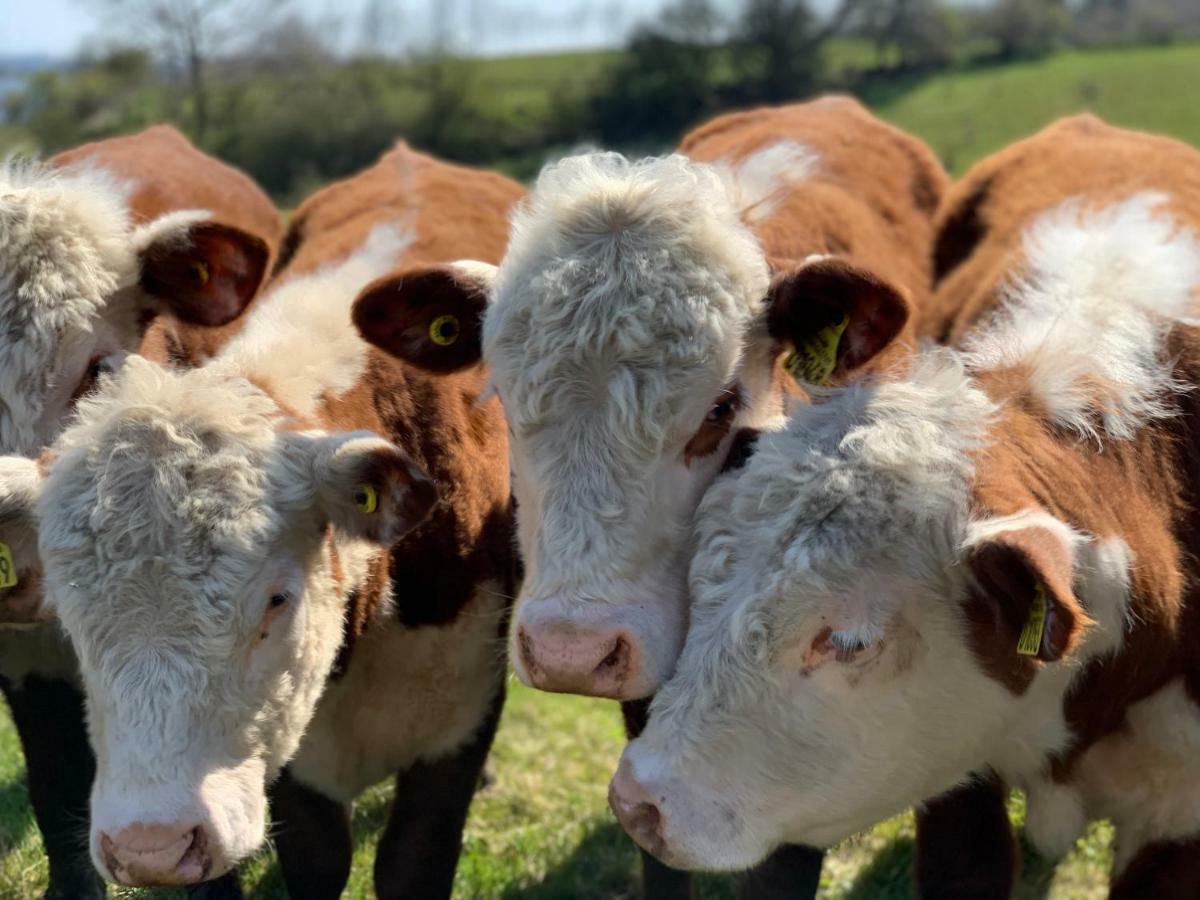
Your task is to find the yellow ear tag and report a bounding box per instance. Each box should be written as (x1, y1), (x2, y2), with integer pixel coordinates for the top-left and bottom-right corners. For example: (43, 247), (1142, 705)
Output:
(783, 315), (850, 385)
(190, 260), (210, 287)
(355, 484), (379, 515)
(1016, 582), (1047, 656)
(0, 543), (18, 589)
(429, 314), (460, 347)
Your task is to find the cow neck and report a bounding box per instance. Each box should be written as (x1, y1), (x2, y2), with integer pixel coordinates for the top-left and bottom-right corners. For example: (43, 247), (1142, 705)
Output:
(967, 345), (1200, 778)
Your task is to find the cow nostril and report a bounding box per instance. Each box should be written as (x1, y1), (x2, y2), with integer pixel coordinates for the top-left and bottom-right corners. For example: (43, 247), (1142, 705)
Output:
(595, 636), (629, 678)
(177, 826), (210, 880)
(628, 801), (664, 852)
(516, 627), (539, 676)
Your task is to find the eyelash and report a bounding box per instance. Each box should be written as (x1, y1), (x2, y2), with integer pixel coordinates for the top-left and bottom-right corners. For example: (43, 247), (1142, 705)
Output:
(269, 592), (291, 608)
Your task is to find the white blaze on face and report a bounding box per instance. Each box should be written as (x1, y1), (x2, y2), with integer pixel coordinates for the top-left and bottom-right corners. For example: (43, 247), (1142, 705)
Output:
(20, 358), (431, 884)
(485, 151), (783, 700)
(612, 354), (1022, 866)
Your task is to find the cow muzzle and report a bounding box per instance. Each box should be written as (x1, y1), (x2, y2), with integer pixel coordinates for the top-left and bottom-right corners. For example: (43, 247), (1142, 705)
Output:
(99, 822), (221, 886)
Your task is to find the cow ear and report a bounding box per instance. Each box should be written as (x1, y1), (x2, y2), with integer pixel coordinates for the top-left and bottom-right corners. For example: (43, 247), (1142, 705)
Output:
(0, 456), (50, 624)
(138, 219), (269, 327)
(965, 520), (1090, 663)
(352, 261), (497, 373)
(766, 256), (911, 385)
(308, 434), (438, 546)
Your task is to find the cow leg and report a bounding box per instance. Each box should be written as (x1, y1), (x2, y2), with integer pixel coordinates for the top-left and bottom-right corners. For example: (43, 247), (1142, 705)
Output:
(373, 680), (506, 900)
(914, 773), (1016, 900)
(1110, 837), (1200, 900)
(184, 871), (245, 899)
(1, 674), (105, 900)
(268, 769), (353, 900)
(621, 699), (694, 900)
(735, 843), (824, 900)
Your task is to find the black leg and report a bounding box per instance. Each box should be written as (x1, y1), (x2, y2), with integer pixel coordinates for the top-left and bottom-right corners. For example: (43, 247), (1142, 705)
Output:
(185, 870), (245, 899)
(268, 768), (353, 900)
(621, 698), (695, 900)
(1111, 837), (1200, 900)
(1, 674), (105, 900)
(736, 843), (824, 900)
(373, 678), (506, 900)
(915, 774), (1016, 900)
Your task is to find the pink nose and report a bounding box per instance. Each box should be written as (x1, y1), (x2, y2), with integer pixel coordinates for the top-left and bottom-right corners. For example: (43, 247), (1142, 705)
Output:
(100, 823), (213, 886)
(609, 759), (666, 858)
(516, 621), (641, 698)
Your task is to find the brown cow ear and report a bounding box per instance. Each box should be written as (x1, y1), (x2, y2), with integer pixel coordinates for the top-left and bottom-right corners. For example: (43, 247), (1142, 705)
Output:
(965, 521), (1090, 663)
(352, 262), (496, 373)
(140, 222), (269, 327)
(766, 257), (911, 385)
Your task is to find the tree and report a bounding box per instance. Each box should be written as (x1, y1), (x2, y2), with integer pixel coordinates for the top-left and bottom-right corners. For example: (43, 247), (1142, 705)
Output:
(730, 0), (864, 102)
(82, 0), (290, 141)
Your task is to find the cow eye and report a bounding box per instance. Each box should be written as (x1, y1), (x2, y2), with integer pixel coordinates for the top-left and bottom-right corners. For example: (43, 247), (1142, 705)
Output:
(706, 395), (737, 424)
(74, 356), (116, 400)
(269, 592), (291, 608)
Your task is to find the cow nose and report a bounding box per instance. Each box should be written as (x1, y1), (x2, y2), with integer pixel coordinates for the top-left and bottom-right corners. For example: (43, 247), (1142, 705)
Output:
(100, 823), (213, 886)
(609, 759), (667, 858)
(516, 620), (640, 699)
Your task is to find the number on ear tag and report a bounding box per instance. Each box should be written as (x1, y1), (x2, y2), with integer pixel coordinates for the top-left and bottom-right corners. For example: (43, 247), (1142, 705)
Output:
(1016, 583), (1047, 656)
(784, 315), (849, 385)
(355, 484), (379, 515)
(0, 543), (18, 589)
(429, 314), (460, 347)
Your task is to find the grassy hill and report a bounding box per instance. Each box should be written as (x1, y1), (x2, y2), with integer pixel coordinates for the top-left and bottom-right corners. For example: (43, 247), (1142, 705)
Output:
(869, 41), (1200, 174)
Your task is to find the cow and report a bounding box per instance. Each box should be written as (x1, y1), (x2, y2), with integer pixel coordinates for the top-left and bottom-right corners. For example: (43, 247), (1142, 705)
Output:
(359, 97), (949, 898)
(0, 139), (523, 899)
(0, 123), (280, 900)
(609, 115), (1200, 900)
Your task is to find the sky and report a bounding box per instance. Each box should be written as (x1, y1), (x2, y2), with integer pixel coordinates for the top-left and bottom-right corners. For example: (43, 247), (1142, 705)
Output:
(1, 0), (766, 59)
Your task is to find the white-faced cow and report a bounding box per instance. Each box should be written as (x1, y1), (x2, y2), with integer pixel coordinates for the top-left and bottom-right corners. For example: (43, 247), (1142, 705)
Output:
(0, 124), (279, 900)
(611, 116), (1200, 900)
(0, 141), (523, 898)
(365, 98), (949, 898)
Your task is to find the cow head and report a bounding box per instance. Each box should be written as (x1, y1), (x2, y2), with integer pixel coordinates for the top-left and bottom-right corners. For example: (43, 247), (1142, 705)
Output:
(0, 162), (267, 459)
(0, 357), (434, 885)
(358, 152), (911, 699)
(608, 354), (1119, 868)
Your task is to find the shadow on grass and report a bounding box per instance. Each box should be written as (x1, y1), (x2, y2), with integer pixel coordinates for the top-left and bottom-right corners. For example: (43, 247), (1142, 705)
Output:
(499, 820), (639, 900)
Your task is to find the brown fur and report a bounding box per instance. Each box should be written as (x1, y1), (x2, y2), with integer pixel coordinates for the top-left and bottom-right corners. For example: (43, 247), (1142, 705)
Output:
(50, 125), (284, 364)
(932, 116), (1200, 887)
(272, 140), (522, 652)
(682, 96), (949, 379)
(928, 114), (1200, 343)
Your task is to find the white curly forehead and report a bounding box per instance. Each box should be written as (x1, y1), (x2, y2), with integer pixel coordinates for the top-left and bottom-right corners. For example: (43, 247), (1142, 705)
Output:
(483, 152), (769, 436)
(39, 359), (289, 571)
(691, 353), (997, 609)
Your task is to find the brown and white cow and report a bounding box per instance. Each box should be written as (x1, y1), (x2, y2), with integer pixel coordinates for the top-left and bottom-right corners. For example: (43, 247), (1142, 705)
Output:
(363, 97), (948, 898)
(0, 141), (523, 896)
(610, 115), (1200, 899)
(0, 124), (279, 900)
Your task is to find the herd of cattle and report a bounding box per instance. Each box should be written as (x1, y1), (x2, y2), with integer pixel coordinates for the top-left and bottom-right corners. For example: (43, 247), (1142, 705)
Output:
(0, 95), (1197, 900)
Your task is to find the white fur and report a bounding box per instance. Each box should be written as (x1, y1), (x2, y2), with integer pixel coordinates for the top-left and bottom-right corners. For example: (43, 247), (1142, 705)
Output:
(485, 150), (783, 694)
(217, 222), (412, 417)
(713, 141), (821, 224)
(965, 193), (1200, 440)
(289, 581), (506, 800)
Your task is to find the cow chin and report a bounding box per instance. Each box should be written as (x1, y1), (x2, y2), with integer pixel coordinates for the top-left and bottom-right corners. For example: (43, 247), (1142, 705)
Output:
(90, 758), (268, 886)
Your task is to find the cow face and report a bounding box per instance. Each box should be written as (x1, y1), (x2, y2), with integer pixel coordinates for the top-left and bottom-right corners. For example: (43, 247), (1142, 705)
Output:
(486, 154), (911, 700)
(0, 163), (267, 459)
(0, 358), (434, 886)
(608, 354), (1075, 867)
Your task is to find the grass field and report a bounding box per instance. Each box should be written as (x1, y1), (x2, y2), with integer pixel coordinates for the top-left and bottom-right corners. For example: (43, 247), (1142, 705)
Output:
(1, 679), (1114, 899)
